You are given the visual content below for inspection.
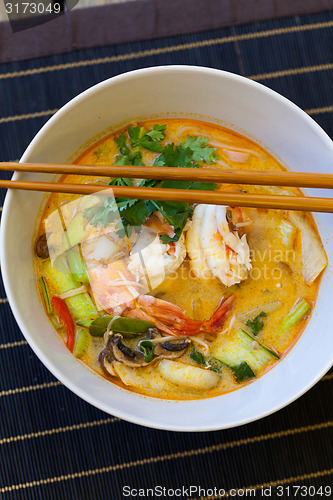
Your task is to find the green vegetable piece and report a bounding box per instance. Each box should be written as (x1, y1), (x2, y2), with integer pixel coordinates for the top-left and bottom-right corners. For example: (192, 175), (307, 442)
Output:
(212, 328), (279, 375)
(65, 212), (86, 248)
(190, 347), (205, 366)
(139, 340), (154, 363)
(73, 329), (90, 358)
(41, 259), (79, 294)
(279, 299), (311, 336)
(206, 357), (224, 374)
(190, 347), (223, 374)
(89, 315), (155, 337)
(66, 248), (90, 284)
(76, 319), (93, 328)
(42, 257), (98, 321)
(231, 361), (255, 382)
(65, 294), (98, 322)
(39, 276), (52, 313)
(49, 315), (63, 330)
(246, 311), (267, 336)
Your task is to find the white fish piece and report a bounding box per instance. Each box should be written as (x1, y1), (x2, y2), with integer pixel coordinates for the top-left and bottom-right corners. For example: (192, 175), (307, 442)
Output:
(128, 225), (186, 291)
(81, 223), (125, 265)
(289, 212), (327, 285)
(187, 204), (252, 286)
(113, 362), (170, 393)
(158, 359), (220, 390)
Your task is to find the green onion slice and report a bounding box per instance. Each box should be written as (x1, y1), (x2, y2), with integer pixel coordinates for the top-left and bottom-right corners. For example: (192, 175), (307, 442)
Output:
(139, 340), (154, 363)
(39, 276), (52, 313)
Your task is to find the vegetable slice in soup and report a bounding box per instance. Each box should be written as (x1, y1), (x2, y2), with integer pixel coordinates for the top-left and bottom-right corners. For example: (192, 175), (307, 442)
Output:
(34, 119), (327, 400)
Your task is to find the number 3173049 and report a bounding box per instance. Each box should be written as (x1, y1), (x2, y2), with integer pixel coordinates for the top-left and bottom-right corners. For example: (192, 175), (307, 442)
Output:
(5, 3), (61, 15)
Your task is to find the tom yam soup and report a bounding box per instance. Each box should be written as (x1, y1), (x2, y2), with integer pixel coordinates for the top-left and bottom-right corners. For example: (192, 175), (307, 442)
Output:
(34, 119), (327, 400)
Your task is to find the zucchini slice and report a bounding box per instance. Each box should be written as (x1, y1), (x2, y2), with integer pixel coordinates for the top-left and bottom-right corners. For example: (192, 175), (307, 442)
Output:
(212, 329), (279, 374)
(41, 259), (98, 320)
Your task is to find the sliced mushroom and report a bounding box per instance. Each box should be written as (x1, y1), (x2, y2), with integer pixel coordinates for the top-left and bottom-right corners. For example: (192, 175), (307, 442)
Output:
(109, 334), (148, 368)
(162, 340), (189, 351)
(144, 327), (190, 359)
(98, 347), (116, 377)
(101, 328), (191, 369)
(146, 327), (162, 340)
(154, 338), (190, 359)
(35, 233), (49, 259)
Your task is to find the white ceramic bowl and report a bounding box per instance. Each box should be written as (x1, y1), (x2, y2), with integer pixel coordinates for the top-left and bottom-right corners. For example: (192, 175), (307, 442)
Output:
(1, 66), (333, 431)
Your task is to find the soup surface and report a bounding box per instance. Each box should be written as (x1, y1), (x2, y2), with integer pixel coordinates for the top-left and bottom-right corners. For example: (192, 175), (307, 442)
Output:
(34, 119), (327, 399)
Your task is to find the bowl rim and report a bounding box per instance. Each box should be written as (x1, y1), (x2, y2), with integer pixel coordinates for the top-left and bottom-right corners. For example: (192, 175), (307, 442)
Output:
(1, 65), (333, 432)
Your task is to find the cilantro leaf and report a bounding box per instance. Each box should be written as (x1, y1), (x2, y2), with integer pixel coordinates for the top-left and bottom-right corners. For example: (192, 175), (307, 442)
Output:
(190, 347), (223, 374)
(153, 135), (219, 168)
(114, 132), (144, 165)
(84, 197), (119, 228)
(86, 126), (219, 241)
(246, 311), (267, 336)
(161, 180), (217, 191)
(206, 357), (224, 373)
(152, 200), (191, 243)
(120, 199), (154, 227)
(181, 136), (218, 164)
(154, 143), (197, 168)
(190, 347), (205, 366)
(129, 124), (166, 153)
(109, 177), (133, 187)
(146, 124), (166, 142)
(190, 346), (255, 381)
(115, 132), (130, 156)
(127, 125), (143, 145)
(231, 361), (255, 382)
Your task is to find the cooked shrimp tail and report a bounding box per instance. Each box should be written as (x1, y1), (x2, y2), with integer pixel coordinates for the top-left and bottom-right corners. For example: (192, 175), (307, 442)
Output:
(202, 294), (235, 332)
(123, 294), (234, 336)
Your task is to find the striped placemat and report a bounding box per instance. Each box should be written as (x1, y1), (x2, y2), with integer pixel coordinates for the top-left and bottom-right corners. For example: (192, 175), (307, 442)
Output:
(0, 9), (332, 499)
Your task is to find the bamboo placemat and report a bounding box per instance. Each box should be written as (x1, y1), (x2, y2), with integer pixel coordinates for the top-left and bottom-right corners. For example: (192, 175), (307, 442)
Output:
(0, 9), (332, 499)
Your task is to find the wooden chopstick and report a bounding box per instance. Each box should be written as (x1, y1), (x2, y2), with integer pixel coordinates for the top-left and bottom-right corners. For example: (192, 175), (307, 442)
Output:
(1, 161), (333, 212)
(1, 179), (333, 213)
(1, 161), (333, 189)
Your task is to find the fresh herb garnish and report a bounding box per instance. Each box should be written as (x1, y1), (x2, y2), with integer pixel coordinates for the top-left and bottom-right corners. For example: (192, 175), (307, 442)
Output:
(84, 197), (119, 228)
(206, 357), (224, 374)
(181, 136), (218, 164)
(190, 347), (223, 374)
(84, 124), (219, 241)
(114, 133), (144, 166)
(190, 347), (255, 382)
(154, 143), (196, 168)
(231, 361), (255, 382)
(139, 340), (155, 363)
(246, 311), (267, 336)
(190, 346), (206, 365)
(129, 124), (166, 153)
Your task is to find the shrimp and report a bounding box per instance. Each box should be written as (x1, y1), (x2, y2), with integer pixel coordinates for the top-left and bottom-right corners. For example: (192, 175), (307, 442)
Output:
(81, 211), (186, 311)
(123, 294), (235, 336)
(81, 222), (138, 312)
(186, 204), (252, 286)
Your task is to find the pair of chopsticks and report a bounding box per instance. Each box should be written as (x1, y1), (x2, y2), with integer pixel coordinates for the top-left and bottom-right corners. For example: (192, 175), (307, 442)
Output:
(1, 161), (333, 212)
